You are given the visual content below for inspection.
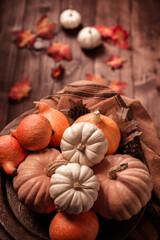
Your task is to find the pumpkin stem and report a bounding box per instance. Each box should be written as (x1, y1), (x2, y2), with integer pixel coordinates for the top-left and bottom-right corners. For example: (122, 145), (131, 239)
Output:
(77, 143), (86, 152)
(108, 162), (128, 180)
(69, 10), (73, 17)
(73, 181), (91, 190)
(44, 160), (68, 177)
(93, 110), (101, 123)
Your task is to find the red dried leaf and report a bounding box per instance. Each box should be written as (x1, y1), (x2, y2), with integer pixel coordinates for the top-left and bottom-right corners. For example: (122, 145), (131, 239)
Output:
(47, 42), (72, 62)
(13, 30), (36, 48)
(105, 55), (125, 69)
(36, 15), (56, 39)
(86, 74), (106, 85)
(111, 25), (129, 49)
(51, 65), (65, 78)
(94, 25), (113, 39)
(109, 80), (128, 95)
(8, 78), (31, 101)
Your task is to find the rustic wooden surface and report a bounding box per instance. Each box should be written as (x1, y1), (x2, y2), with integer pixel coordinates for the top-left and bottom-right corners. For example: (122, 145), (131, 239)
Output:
(0, 0), (160, 136)
(0, 0), (160, 239)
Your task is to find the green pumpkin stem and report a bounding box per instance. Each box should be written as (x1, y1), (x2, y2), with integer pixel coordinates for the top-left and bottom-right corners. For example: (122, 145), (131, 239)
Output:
(108, 162), (128, 180)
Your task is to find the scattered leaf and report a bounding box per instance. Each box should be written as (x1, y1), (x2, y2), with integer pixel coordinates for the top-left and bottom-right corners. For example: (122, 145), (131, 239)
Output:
(47, 42), (72, 61)
(94, 25), (113, 39)
(86, 74), (106, 85)
(8, 78), (31, 101)
(109, 80), (128, 95)
(36, 15), (56, 39)
(111, 25), (129, 49)
(51, 65), (65, 78)
(105, 55), (125, 69)
(13, 30), (36, 48)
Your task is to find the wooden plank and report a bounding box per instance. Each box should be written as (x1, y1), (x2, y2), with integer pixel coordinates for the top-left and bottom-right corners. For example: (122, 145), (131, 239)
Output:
(94, 0), (134, 98)
(52, 0), (96, 94)
(0, 0), (26, 131)
(131, 0), (160, 136)
(6, 0), (61, 126)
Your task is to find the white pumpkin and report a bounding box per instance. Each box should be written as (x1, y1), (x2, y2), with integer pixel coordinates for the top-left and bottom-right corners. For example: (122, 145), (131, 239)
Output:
(60, 9), (82, 29)
(49, 162), (100, 214)
(60, 122), (108, 167)
(77, 26), (102, 49)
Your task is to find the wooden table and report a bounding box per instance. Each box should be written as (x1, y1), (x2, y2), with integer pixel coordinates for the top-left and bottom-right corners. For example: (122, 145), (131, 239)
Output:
(0, 0), (160, 136)
(0, 0), (160, 239)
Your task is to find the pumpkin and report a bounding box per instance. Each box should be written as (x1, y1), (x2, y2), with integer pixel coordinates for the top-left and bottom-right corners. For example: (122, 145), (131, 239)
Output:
(49, 162), (100, 214)
(0, 135), (28, 175)
(13, 148), (67, 214)
(74, 110), (121, 155)
(77, 26), (102, 49)
(60, 122), (108, 167)
(60, 9), (81, 29)
(49, 210), (99, 240)
(35, 101), (70, 148)
(92, 154), (153, 220)
(11, 113), (53, 151)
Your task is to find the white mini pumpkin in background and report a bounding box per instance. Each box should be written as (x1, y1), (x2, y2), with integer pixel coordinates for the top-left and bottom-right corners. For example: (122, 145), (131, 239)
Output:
(77, 26), (102, 49)
(60, 9), (82, 29)
(60, 122), (108, 167)
(49, 162), (100, 214)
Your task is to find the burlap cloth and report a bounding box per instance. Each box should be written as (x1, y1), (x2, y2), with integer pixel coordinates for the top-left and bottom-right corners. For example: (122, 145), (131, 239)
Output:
(41, 80), (160, 239)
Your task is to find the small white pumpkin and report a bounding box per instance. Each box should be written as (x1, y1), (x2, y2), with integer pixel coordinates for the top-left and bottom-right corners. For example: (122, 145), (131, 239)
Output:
(49, 162), (100, 214)
(60, 9), (82, 29)
(60, 122), (108, 167)
(77, 26), (102, 49)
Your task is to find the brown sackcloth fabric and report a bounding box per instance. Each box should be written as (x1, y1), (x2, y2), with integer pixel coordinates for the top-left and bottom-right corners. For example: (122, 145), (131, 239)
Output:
(41, 80), (160, 240)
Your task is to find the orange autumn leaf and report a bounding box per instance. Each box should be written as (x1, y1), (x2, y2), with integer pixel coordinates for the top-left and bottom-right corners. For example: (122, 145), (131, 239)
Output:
(13, 30), (36, 48)
(51, 65), (65, 78)
(8, 78), (31, 101)
(86, 74), (106, 85)
(47, 42), (72, 62)
(94, 25), (113, 39)
(105, 55), (125, 69)
(111, 25), (129, 49)
(36, 15), (56, 39)
(109, 80), (128, 95)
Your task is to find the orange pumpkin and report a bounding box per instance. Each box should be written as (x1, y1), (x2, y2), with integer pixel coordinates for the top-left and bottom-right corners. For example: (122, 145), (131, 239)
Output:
(92, 154), (153, 220)
(0, 135), (28, 175)
(13, 148), (67, 214)
(74, 110), (121, 155)
(36, 102), (70, 148)
(49, 210), (99, 240)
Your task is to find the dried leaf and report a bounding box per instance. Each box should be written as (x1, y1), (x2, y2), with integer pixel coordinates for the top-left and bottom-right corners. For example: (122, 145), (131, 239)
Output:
(36, 15), (56, 39)
(94, 25), (113, 39)
(105, 55), (125, 69)
(13, 30), (36, 48)
(111, 25), (129, 49)
(8, 78), (31, 101)
(113, 107), (142, 146)
(51, 65), (65, 78)
(86, 74), (106, 85)
(47, 42), (72, 62)
(109, 80), (128, 95)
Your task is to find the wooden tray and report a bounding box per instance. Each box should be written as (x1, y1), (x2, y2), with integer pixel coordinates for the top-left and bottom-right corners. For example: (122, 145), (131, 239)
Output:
(0, 100), (146, 240)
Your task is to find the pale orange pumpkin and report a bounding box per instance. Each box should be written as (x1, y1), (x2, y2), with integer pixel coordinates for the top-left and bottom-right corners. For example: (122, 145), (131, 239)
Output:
(74, 110), (121, 155)
(49, 210), (99, 240)
(92, 154), (153, 220)
(13, 148), (67, 214)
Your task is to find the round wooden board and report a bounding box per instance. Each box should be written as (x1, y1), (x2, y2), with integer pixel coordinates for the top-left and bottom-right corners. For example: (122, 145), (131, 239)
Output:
(0, 109), (145, 240)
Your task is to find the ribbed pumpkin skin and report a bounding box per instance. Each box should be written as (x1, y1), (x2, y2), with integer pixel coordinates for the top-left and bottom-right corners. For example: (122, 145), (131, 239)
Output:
(92, 154), (153, 220)
(13, 148), (64, 214)
(74, 113), (121, 155)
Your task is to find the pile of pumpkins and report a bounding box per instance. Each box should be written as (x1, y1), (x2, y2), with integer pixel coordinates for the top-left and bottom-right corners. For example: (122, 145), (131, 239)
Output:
(0, 101), (153, 240)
